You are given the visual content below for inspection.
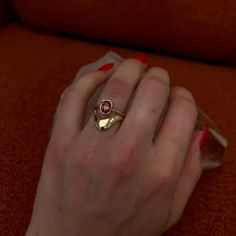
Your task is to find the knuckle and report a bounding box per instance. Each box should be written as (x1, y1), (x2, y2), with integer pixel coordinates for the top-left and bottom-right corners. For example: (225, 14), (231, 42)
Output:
(161, 162), (177, 184)
(145, 75), (169, 98)
(146, 67), (170, 85)
(179, 97), (198, 120)
(156, 167), (174, 189)
(154, 146), (182, 188)
(45, 137), (68, 164)
(62, 86), (80, 104)
(111, 155), (136, 179)
(173, 87), (198, 120)
(110, 139), (138, 178)
(158, 154), (181, 186)
(123, 137), (139, 156)
(165, 136), (185, 162)
(133, 116), (150, 135)
(173, 87), (195, 102)
(107, 79), (129, 98)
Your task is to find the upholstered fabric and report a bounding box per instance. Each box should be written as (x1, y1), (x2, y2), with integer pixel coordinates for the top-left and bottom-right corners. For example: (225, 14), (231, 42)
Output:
(0, 0), (13, 27)
(12, 0), (236, 64)
(0, 23), (236, 236)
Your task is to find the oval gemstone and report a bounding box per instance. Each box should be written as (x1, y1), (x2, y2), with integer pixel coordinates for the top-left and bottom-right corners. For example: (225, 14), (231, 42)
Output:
(100, 100), (112, 115)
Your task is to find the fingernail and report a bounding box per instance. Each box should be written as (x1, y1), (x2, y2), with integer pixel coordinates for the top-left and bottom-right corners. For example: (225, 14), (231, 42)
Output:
(133, 55), (148, 64)
(98, 63), (114, 72)
(200, 124), (209, 150)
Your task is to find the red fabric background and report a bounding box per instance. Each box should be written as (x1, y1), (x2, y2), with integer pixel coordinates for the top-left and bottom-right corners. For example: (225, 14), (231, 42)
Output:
(0, 0), (13, 27)
(12, 0), (236, 64)
(0, 23), (236, 235)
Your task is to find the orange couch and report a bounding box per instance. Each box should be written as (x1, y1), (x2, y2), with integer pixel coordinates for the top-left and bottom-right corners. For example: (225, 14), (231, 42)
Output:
(0, 1), (236, 235)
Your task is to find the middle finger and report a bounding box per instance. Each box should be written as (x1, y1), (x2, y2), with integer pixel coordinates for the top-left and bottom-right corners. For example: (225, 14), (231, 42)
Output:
(119, 67), (170, 143)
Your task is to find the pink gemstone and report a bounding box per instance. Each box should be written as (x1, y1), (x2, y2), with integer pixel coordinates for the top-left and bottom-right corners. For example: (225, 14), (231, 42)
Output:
(100, 100), (112, 114)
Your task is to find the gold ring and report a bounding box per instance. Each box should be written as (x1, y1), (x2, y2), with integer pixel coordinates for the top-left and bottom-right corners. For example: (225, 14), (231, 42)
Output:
(94, 99), (125, 130)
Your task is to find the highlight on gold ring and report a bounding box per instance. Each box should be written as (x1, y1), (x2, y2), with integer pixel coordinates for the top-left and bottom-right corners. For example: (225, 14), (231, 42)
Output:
(94, 99), (125, 130)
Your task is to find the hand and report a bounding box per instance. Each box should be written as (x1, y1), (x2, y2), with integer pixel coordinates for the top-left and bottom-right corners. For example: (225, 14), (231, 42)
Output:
(26, 57), (203, 236)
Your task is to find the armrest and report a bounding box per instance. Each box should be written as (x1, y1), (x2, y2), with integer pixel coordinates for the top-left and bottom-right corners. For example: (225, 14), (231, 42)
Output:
(11, 0), (236, 64)
(0, 0), (14, 28)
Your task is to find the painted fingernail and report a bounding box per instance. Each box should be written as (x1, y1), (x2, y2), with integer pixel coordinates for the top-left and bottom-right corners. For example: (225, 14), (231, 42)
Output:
(200, 124), (209, 150)
(98, 63), (114, 72)
(133, 55), (148, 64)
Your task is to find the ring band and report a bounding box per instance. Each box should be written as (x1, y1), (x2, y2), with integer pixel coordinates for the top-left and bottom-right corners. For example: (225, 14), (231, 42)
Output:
(94, 99), (125, 130)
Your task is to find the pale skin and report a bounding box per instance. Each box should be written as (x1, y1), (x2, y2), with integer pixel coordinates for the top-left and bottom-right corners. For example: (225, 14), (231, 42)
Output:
(26, 58), (203, 236)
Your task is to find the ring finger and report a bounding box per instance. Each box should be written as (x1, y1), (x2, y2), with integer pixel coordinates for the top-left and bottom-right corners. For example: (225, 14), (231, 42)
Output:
(85, 56), (147, 135)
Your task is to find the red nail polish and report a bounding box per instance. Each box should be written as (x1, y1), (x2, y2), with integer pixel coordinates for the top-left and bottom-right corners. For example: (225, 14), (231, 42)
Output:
(133, 55), (148, 64)
(98, 63), (114, 72)
(200, 124), (209, 150)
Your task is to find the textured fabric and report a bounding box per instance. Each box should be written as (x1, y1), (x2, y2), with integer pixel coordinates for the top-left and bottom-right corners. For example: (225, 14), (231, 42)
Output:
(0, 0), (13, 27)
(0, 23), (236, 236)
(12, 0), (236, 64)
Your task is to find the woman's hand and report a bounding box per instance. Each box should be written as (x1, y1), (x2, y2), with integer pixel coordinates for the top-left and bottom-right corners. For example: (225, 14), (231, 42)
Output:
(26, 57), (204, 236)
